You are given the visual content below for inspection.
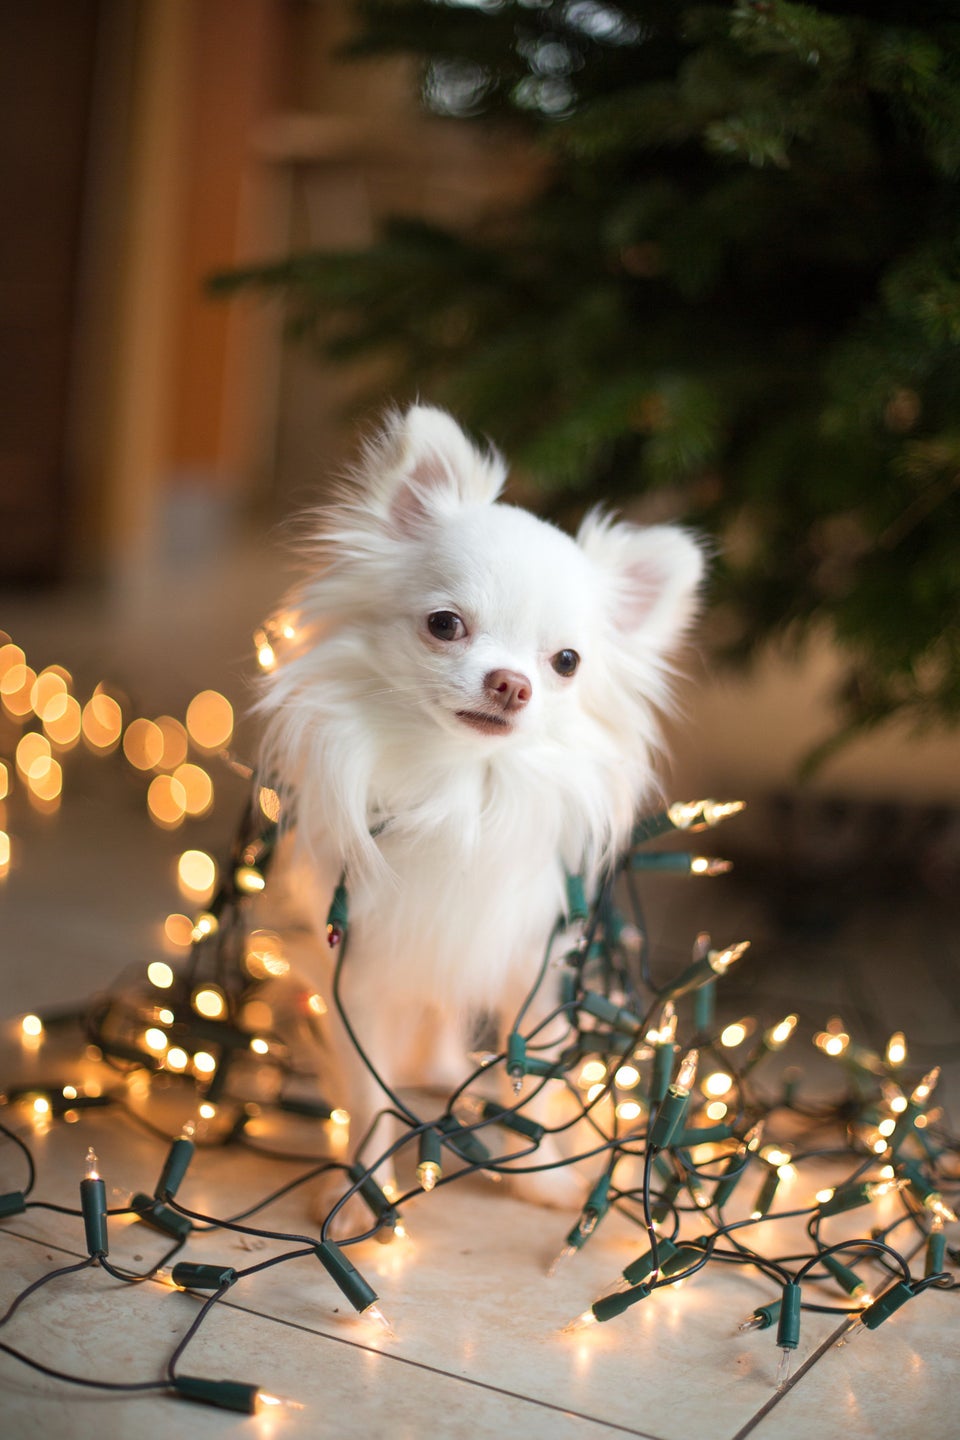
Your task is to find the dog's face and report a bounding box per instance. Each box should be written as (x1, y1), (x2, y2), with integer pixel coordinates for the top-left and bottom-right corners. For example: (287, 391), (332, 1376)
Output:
(340, 407), (705, 762)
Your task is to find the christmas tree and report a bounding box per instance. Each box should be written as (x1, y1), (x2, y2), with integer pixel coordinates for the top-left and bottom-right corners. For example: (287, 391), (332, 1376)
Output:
(215, 1), (960, 759)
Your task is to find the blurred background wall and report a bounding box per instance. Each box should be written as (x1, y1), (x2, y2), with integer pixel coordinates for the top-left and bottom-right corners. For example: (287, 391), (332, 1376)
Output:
(1, 0), (958, 834)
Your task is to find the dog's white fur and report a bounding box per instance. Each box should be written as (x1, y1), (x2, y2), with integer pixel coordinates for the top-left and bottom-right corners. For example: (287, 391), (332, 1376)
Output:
(259, 405), (704, 1215)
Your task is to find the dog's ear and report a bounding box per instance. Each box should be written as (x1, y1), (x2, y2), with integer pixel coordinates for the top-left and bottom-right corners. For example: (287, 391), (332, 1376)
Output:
(371, 406), (506, 533)
(577, 511), (706, 653)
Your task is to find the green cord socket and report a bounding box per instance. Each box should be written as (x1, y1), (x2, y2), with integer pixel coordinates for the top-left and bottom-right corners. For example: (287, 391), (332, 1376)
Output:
(692, 978), (716, 1032)
(170, 1262), (239, 1290)
(593, 1282), (651, 1323)
(623, 1236), (681, 1286)
(578, 991), (643, 1035)
(347, 1163), (399, 1227)
(565, 872), (588, 924)
(0, 1191), (27, 1219)
(925, 1229), (947, 1279)
(652, 1042), (678, 1103)
(648, 1088), (691, 1150)
(325, 881), (349, 943)
(80, 1175), (108, 1257)
(506, 1032), (527, 1079)
(130, 1193), (193, 1240)
(822, 1254), (868, 1298)
(860, 1280), (915, 1330)
(478, 1101), (544, 1143)
(776, 1282), (802, 1350)
(315, 1239), (378, 1315)
(155, 1136), (195, 1201)
(437, 1115), (492, 1168)
(173, 1375), (260, 1414)
(713, 1151), (749, 1211)
(751, 1167), (780, 1218)
(750, 1299), (782, 1330)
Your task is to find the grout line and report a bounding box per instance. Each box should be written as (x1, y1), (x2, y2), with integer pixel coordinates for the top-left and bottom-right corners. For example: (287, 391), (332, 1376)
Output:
(727, 1321), (852, 1440)
(0, 1230), (657, 1438)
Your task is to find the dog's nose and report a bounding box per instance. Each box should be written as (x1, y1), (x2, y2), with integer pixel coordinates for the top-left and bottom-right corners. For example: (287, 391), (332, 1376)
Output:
(484, 669), (531, 712)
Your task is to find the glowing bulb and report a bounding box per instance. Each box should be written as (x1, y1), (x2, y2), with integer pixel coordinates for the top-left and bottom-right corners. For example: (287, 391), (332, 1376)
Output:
(163, 913), (193, 948)
(330, 1108), (350, 1127)
(158, 1008), (174, 1025)
(647, 1000), (677, 1045)
(417, 1160), (441, 1191)
(21, 1013), (44, 1038)
(33, 1097), (50, 1116)
(84, 1147), (100, 1180)
(144, 1028), (168, 1052)
(705, 1100), (728, 1121)
(307, 993), (327, 1016)
(166, 1047), (188, 1072)
(910, 1067), (940, 1105)
(147, 961), (175, 989)
(702, 1070), (733, 1098)
(147, 773), (187, 828)
(192, 912), (219, 941)
(885, 1031), (907, 1067)
(586, 1083), (606, 1103)
(193, 1051), (217, 1075)
(234, 865), (266, 894)
(122, 717), (164, 770)
(177, 849), (217, 901)
(361, 1303), (394, 1337)
(198, 1103), (217, 1120)
(765, 1014), (798, 1049)
(925, 1194), (958, 1224)
(250, 1037), (270, 1056)
(185, 689), (234, 751)
(816, 1187), (835, 1204)
(62, 1085), (78, 1100)
(616, 1100), (643, 1122)
(760, 1146), (792, 1167)
(673, 1048), (699, 1095)
(562, 1309), (599, 1334)
(707, 941), (750, 975)
(255, 1390), (303, 1414)
(720, 1020), (748, 1048)
(877, 1117), (896, 1137)
(690, 856), (732, 875)
(667, 798), (746, 830)
(192, 986), (226, 1020)
(615, 1064), (640, 1088)
(81, 691), (122, 751)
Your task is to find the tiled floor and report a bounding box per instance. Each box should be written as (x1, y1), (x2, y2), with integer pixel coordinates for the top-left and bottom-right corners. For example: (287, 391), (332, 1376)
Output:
(2, 535), (957, 1439)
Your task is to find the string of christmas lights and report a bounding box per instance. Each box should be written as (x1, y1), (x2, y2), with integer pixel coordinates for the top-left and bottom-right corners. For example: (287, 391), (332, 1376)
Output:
(2, 623), (957, 1413)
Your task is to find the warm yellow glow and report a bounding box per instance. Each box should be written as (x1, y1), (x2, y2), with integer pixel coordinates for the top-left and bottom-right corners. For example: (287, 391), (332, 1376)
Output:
(885, 1031), (907, 1067)
(0, 643), (26, 681)
(158, 1008), (174, 1025)
(185, 689), (234, 751)
(193, 1051), (217, 1075)
(760, 1145), (792, 1167)
(616, 1100), (643, 1122)
(1, 662), (37, 717)
(258, 786), (282, 822)
(702, 1070), (733, 1098)
(330, 1107), (350, 1127)
(191, 912), (219, 941)
(815, 1030), (850, 1057)
(0, 830), (11, 877)
(153, 715), (189, 771)
(690, 855), (732, 875)
(147, 773), (187, 828)
(254, 631), (277, 671)
(720, 1021), (748, 1048)
(165, 1047), (189, 1071)
(123, 717), (164, 770)
(615, 1064), (640, 1089)
(910, 1067), (940, 1105)
(172, 762), (213, 817)
(578, 1060), (608, 1087)
(163, 913), (194, 949)
(177, 848), (217, 900)
(147, 961), (175, 989)
(877, 1117), (896, 1137)
(306, 992), (327, 1016)
(417, 1159), (441, 1191)
(27, 754), (62, 803)
(144, 1028), (169, 1052)
(872, 1136), (889, 1154)
(33, 1096), (51, 1116)
(708, 941), (750, 975)
(250, 1037), (270, 1056)
(234, 865), (266, 894)
(586, 1082), (606, 1103)
(816, 1187), (835, 1204)
(81, 691), (122, 751)
(198, 1102), (217, 1120)
(193, 986), (227, 1020)
(674, 1048), (699, 1094)
(888, 1092), (908, 1114)
(242, 1000), (274, 1032)
(705, 1100), (728, 1121)
(30, 669), (68, 719)
(62, 1085), (78, 1100)
(0, 760), (8, 800)
(246, 930), (289, 979)
(42, 693), (81, 748)
(16, 731), (51, 779)
(765, 1014), (798, 1049)
(21, 1014), (44, 1038)
(880, 1164), (895, 1180)
(647, 1000), (677, 1046)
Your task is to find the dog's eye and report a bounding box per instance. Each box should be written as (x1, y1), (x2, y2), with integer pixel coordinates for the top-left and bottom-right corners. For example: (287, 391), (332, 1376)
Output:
(427, 610), (467, 642)
(551, 649), (580, 677)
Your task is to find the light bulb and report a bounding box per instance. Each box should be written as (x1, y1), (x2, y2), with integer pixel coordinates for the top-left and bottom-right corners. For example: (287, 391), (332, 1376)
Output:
(885, 1031), (907, 1067)
(562, 1309), (598, 1334)
(84, 1147), (100, 1180)
(765, 1014), (798, 1050)
(708, 941), (750, 975)
(674, 1048), (699, 1095)
(361, 1303), (394, 1337)
(910, 1067), (940, 1105)
(417, 1160), (441, 1192)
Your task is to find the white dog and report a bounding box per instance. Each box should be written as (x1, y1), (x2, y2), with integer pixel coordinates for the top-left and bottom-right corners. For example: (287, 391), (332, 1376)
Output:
(258, 405), (704, 1223)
